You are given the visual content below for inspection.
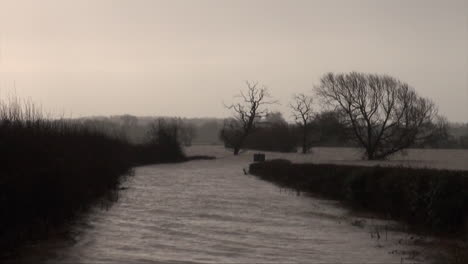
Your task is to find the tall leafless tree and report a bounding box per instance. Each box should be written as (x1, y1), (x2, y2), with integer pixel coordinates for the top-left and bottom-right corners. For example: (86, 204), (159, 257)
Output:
(316, 72), (440, 160)
(290, 93), (314, 154)
(220, 81), (277, 155)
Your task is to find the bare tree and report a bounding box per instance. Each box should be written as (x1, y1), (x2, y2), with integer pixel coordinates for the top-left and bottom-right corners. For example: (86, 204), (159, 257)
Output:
(316, 72), (440, 160)
(290, 93), (314, 154)
(221, 81), (277, 155)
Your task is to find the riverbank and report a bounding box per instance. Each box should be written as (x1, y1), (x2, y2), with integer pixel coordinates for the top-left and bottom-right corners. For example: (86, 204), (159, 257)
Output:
(249, 160), (468, 262)
(3, 146), (431, 264)
(249, 160), (468, 235)
(0, 100), (188, 255)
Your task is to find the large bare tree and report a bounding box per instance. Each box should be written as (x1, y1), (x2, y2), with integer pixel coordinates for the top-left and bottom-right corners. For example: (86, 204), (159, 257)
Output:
(290, 93), (314, 154)
(316, 72), (439, 160)
(220, 81), (277, 155)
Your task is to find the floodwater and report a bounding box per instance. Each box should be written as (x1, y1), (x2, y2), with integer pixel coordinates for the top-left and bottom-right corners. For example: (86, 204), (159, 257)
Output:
(9, 146), (450, 264)
(257, 146), (468, 171)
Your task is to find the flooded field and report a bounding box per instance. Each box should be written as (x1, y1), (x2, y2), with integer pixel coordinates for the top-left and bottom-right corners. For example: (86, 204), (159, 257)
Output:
(237, 146), (468, 171)
(8, 146), (466, 263)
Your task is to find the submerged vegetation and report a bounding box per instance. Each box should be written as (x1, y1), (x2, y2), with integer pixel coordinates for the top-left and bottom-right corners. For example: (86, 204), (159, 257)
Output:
(250, 160), (468, 235)
(0, 96), (186, 252)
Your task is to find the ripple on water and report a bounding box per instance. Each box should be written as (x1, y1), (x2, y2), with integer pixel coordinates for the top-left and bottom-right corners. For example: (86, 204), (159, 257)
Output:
(9, 146), (432, 263)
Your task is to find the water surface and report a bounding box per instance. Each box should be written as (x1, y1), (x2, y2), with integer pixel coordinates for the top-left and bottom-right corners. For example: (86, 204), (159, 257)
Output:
(11, 146), (435, 263)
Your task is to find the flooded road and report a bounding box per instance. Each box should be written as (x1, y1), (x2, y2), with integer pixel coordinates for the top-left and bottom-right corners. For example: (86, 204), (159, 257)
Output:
(11, 147), (431, 263)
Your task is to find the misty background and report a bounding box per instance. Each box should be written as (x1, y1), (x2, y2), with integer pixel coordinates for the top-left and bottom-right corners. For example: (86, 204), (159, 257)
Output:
(0, 0), (467, 122)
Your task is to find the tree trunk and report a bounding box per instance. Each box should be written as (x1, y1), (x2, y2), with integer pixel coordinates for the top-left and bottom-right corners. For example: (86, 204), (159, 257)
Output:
(233, 146), (240, 155)
(302, 126), (308, 154)
(366, 148), (375, 160)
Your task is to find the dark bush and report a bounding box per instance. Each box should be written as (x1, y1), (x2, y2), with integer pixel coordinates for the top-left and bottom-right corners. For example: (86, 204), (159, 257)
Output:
(243, 124), (297, 153)
(250, 161), (468, 235)
(0, 97), (186, 252)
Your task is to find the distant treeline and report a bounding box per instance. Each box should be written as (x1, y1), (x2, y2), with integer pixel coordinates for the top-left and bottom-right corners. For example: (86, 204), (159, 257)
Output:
(77, 112), (351, 152)
(244, 111), (352, 152)
(0, 97), (186, 254)
(244, 112), (468, 152)
(428, 123), (468, 149)
(77, 113), (468, 153)
(73, 115), (223, 146)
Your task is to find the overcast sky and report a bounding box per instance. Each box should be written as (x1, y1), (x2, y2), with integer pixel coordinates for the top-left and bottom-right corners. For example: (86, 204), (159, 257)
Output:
(0, 0), (467, 122)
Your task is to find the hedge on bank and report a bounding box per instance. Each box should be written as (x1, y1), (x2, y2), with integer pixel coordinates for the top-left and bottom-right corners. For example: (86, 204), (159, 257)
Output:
(249, 160), (468, 235)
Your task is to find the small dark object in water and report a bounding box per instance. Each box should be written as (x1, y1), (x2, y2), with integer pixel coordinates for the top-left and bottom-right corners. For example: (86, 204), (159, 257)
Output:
(186, 155), (216, 161)
(243, 168), (248, 175)
(253, 153), (265, 162)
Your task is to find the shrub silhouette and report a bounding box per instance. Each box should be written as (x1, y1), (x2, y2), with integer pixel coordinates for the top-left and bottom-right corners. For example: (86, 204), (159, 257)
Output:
(0, 96), (185, 252)
(250, 160), (468, 235)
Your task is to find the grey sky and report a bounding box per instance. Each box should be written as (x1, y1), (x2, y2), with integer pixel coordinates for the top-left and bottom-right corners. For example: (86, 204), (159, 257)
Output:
(0, 0), (467, 121)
